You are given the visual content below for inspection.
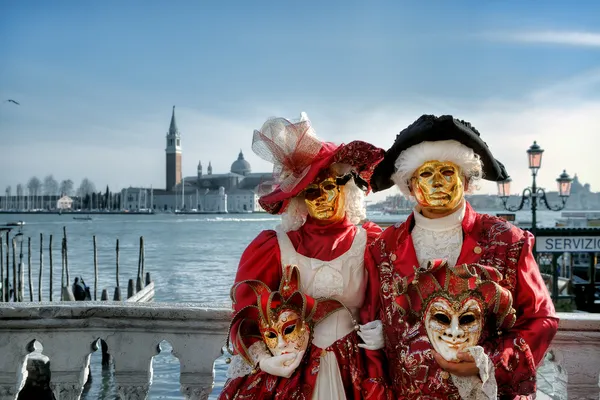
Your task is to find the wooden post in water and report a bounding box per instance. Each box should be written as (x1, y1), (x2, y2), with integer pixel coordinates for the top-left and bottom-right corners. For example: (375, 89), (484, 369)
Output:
(12, 238), (17, 302)
(38, 233), (43, 301)
(60, 237), (65, 293)
(5, 234), (9, 302)
(63, 227), (69, 287)
(136, 236), (144, 291)
(49, 235), (53, 302)
(101, 289), (108, 301)
(18, 238), (24, 302)
(28, 237), (33, 302)
(0, 232), (4, 302)
(113, 239), (121, 301)
(127, 278), (136, 298)
(93, 235), (98, 301)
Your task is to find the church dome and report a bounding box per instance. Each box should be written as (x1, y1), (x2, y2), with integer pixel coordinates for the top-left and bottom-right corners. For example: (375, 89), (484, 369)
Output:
(231, 150), (251, 175)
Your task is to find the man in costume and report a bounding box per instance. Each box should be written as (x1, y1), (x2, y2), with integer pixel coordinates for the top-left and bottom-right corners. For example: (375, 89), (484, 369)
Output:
(361, 114), (558, 399)
(219, 112), (386, 400)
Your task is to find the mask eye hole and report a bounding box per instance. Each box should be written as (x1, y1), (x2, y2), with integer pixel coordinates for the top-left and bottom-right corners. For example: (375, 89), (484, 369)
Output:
(323, 183), (336, 191)
(283, 325), (296, 336)
(434, 313), (450, 325)
(419, 171), (433, 178)
(442, 169), (455, 176)
(459, 314), (476, 325)
(264, 331), (277, 339)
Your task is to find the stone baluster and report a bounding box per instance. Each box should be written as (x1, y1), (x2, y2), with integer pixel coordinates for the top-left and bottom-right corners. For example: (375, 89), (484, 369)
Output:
(104, 333), (159, 400)
(42, 332), (96, 400)
(170, 334), (224, 400)
(0, 335), (34, 400)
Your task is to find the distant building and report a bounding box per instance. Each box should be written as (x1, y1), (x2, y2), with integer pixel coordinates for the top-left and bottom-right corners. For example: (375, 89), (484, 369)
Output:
(118, 108), (275, 213)
(56, 195), (73, 210)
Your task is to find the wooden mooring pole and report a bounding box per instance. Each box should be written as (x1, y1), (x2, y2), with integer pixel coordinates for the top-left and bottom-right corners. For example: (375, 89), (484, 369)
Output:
(63, 227), (69, 287)
(93, 235), (98, 301)
(12, 238), (17, 302)
(0, 232), (4, 302)
(27, 237), (33, 302)
(5, 234), (9, 302)
(38, 233), (43, 301)
(113, 239), (121, 301)
(49, 235), (53, 302)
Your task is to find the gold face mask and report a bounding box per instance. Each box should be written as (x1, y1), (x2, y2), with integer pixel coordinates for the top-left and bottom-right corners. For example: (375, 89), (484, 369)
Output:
(411, 160), (464, 210)
(261, 310), (310, 357)
(303, 171), (346, 223)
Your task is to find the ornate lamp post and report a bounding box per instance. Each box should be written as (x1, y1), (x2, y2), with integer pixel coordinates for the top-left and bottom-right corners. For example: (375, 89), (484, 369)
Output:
(497, 141), (573, 239)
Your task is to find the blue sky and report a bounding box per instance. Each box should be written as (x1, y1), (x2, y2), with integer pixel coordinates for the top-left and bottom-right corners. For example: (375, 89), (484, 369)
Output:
(1, 0), (599, 202)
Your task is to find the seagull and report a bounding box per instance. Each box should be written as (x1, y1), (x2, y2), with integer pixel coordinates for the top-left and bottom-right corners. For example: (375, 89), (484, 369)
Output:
(5, 99), (20, 105)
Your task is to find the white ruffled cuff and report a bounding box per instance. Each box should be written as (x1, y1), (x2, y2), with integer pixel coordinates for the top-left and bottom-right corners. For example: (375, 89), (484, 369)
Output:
(226, 341), (271, 379)
(450, 345), (497, 400)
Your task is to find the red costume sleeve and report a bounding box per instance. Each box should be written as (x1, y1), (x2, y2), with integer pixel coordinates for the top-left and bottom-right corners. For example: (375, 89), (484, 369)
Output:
(484, 231), (559, 396)
(230, 230), (282, 354)
(360, 224), (393, 400)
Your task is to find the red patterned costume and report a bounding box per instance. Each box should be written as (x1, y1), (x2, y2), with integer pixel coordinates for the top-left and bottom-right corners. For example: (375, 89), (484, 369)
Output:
(361, 115), (559, 399)
(219, 113), (385, 400)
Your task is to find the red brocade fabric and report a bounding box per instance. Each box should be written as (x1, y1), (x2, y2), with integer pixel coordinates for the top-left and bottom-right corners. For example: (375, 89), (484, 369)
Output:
(360, 202), (558, 399)
(220, 218), (383, 400)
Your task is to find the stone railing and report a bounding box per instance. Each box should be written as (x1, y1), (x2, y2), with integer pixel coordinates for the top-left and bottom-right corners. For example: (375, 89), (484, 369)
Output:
(0, 303), (599, 400)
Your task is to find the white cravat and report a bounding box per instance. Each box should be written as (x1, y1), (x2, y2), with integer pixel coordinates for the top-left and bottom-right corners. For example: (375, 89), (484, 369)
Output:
(411, 202), (466, 269)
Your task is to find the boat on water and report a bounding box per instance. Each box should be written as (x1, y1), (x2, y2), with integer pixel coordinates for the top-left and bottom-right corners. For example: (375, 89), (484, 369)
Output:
(5, 221), (25, 227)
(73, 216), (93, 221)
(555, 211), (600, 228)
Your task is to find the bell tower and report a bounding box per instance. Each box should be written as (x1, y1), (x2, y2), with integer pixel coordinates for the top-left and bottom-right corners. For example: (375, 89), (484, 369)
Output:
(165, 106), (182, 191)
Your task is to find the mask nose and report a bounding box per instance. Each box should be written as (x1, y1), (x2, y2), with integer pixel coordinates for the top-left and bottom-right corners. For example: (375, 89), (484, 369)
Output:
(277, 335), (287, 349)
(444, 316), (465, 341)
(432, 172), (445, 188)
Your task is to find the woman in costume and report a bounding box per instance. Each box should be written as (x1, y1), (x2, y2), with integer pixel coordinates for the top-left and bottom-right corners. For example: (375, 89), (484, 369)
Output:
(219, 112), (386, 400)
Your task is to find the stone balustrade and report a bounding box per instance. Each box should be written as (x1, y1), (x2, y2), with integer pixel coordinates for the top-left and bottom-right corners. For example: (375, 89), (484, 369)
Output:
(0, 303), (599, 400)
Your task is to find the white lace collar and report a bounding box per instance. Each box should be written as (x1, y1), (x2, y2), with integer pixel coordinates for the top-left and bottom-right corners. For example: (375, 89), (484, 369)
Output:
(413, 201), (466, 232)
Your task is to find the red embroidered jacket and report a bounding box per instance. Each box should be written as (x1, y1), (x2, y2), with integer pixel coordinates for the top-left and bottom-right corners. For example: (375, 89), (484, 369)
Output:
(360, 202), (558, 399)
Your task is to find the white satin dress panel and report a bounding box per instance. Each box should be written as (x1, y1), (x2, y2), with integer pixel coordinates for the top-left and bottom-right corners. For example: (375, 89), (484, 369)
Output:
(275, 225), (367, 400)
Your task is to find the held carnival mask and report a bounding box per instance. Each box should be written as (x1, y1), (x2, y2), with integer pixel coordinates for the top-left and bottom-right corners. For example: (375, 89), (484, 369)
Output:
(394, 260), (516, 362)
(227, 265), (355, 365)
(411, 160), (464, 211)
(302, 170), (347, 223)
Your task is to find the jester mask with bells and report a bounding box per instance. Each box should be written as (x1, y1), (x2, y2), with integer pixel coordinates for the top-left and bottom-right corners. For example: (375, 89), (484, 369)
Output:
(394, 260), (516, 362)
(411, 160), (464, 211)
(227, 265), (354, 365)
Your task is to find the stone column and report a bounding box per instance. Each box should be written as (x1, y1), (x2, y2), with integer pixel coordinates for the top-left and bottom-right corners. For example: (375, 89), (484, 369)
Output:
(0, 334), (31, 400)
(170, 334), (225, 400)
(104, 333), (159, 400)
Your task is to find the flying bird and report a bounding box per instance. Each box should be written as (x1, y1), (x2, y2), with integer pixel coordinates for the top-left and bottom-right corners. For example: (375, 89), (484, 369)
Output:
(6, 99), (20, 105)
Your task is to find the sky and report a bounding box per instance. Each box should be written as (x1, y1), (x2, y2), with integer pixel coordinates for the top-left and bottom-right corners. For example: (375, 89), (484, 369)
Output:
(1, 0), (600, 203)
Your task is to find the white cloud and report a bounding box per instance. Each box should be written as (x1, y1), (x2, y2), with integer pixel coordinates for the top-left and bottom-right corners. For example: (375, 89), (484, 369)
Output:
(488, 30), (600, 47)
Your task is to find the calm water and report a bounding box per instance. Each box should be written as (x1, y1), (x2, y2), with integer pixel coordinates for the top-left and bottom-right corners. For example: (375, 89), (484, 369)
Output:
(1, 209), (569, 399)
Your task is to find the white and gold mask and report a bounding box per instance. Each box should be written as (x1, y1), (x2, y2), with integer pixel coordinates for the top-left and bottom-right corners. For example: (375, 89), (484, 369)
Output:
(424, 298), (482, 362)
(411, 160), (464, 211)
(261, 309), (310, 358)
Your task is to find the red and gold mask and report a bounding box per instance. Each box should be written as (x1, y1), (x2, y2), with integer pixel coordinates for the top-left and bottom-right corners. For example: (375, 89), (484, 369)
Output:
(303, 171), (345, 223)
(227, 265), (353, 365)
(411, 161), (464, 211)
(393, 260), (516, 362)
(260, 309), (310, 357)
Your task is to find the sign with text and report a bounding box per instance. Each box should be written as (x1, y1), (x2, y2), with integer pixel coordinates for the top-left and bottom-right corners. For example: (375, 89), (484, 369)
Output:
(536, 236), (600, 253)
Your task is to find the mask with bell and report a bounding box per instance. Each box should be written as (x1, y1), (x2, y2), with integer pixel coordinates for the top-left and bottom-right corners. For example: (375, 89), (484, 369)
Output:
(410, 160), (464, 211)
(393, 260), (516, 362)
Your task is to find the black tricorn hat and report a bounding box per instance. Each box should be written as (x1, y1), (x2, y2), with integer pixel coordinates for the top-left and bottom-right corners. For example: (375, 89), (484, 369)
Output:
(370, 114), (509, 192)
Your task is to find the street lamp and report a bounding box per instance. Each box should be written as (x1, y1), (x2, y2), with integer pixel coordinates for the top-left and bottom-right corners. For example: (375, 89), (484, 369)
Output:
(497, 141), (573, 238)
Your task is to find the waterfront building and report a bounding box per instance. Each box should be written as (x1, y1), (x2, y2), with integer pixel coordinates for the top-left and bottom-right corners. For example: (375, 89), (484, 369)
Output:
(56, 195), (73, 210)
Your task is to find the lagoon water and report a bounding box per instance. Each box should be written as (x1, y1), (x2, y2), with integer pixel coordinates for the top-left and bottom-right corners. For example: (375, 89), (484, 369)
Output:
(1, 209), (568, 399)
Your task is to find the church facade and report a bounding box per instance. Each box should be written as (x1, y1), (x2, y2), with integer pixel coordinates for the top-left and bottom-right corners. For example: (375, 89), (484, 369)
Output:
(121, 107), (274, 213)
